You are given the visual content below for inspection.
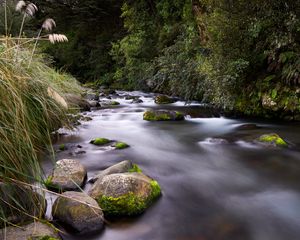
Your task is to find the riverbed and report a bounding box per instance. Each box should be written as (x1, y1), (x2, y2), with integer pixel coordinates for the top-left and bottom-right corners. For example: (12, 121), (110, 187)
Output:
(43, 91), (300, 240)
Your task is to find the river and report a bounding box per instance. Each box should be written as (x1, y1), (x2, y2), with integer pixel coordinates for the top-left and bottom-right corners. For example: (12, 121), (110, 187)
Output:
(43, 91), (300, 240)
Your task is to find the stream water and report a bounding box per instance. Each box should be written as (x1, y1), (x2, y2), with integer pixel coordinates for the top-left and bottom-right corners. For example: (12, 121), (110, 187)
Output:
(43, 91), (300, 240)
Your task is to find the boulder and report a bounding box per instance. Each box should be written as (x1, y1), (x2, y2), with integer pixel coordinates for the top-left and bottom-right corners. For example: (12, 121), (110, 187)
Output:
(143, 110), (184, 121)
(52, 191), (104, 234)
(154, 95), (176, 104)
(89, 172), (161, 216)
(86, 92), (99, 101)
(46, 159), (87, 191)
(88, 100), (101, 108)
(125, 95), (139, 100)
(255, 133), (288, 147)
(64, 94), (91, 111)
(0, 222), (60, 240)
(89, 160), (133, 183)
(0, 184), (46, 227)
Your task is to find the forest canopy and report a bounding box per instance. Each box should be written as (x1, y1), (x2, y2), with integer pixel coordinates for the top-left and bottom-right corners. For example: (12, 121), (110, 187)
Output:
(2, 0), (299, 118)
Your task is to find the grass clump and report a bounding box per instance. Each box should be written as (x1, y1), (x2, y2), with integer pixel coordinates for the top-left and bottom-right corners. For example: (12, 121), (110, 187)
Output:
(90, 138), (111, 146)
(114, 142), (129, 149)
(0, 1), (81, 226)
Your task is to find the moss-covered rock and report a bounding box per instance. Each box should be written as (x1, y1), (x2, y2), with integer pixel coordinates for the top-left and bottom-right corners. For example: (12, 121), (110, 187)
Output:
(256, 133), (288, 147)
(154, 95), (176, 104)
(52, 191), (104, 234)
(89, 160), (133, 183)
(90, 138), (111, 146)
(143, 110), (184, 121)
(114, 142), (130, 149)
(59, 144), (66, 151)
(0, 222), (60, 240)
(89, 172), (161, 216)
(45, 159), (87, 192)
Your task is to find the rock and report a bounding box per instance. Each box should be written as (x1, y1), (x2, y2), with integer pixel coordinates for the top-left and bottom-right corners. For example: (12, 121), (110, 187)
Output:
(255, 133), (288, 147)
(88, 100), (101, 108)
(131, 99), (143, 104)
(90, 138), (111, 146)
(89, 172), (161, 216)
(143, 110), (184, 121)
(114, 142), (130, 149)
(236, 123), (259, 131)
(86, 92), (99, 101)
(154, 95), (176, 104)
(205, 138), (229, 144)
(100, 100), (120, 106)
(0, 184), (47, 227)
(52, 191), (104, 234)
(125, 95), (139, 100)
(89, 160), (133, 183)
(46, 159), (87, 191)
(100, 89), (116, 95)
(64, 94), (91, 111)
(0, 222), (60, 240)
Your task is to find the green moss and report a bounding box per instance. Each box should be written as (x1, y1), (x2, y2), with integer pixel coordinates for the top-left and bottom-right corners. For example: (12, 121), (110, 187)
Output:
(143, 111), (171, 121)
(155, 95), (175, 104)
(59, 144), (66, 151)
(175, 112), (184, 120)
(97, 178), (161, 216)
(90, 138), (110, 145)
(128, 164), (142, 173)
(111, 101), (120, 105)
(258, 133), (288, 147)
(28, 236), (60, 240)
(150, 180), (162, 199)
(115, 142), (130, 149)
(98, 192), (147, 216)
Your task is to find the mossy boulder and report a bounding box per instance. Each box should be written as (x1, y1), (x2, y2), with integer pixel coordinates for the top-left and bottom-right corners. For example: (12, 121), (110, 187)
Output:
(0, 184), (47, 227)
(143, 110), (184, 121)
(89, 172), (161, 216)
(114, 142), (130, 149)
(0, 222), (60, 240)
(154, 95), (176, 104)
(256, 133), (288, 147)
(64, 94), (91, 111)
(89, 160), (134, 183)
(52, 191), (104, 234)
(100, 100), (120, 106)
(46, 159), (87, 192)
(90, 138), (111, 146)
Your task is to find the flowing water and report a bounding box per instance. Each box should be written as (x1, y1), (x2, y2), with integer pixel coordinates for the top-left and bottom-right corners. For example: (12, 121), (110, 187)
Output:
(43, 91), (300, 240)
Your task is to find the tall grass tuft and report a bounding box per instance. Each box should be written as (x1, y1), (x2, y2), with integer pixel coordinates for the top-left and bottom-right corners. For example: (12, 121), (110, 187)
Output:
(0, 1), (80, 227)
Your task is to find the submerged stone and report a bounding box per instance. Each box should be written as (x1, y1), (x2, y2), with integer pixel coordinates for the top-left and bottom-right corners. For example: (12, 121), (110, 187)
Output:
(154, 95), (176, 104)
(52, 191), (104, 234)
(143, 110), (184, 121)
(46, 159), (87, 191)
(256, 133), (288, 147)
(89, 172), (161, 216)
